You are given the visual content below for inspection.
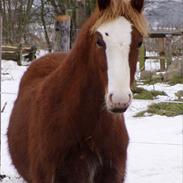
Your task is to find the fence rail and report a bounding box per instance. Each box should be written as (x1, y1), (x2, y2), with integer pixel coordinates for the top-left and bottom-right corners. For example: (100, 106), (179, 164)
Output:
(2, 45), (37, 65)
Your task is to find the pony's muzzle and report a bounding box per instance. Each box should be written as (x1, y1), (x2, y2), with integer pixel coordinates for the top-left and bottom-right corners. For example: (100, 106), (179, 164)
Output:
(106, 91), (132, 113)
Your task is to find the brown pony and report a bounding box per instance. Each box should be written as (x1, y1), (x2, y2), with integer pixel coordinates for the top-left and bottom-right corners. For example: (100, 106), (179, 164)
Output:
(7, 0), (148, 182)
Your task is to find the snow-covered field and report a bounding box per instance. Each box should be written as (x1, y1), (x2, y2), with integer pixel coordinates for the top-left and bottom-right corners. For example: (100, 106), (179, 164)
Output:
(1, 58), (183, 183)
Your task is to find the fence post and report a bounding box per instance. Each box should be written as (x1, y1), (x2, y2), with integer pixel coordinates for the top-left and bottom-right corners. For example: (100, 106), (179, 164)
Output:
(17, 44), (22, 66)
(139, 43), (145, 71)
(66, 9), (74, 47)
(29, 45), (37, 61)
(165, 35), (172, 67)
(159, 38), (166, 71)
(54, 15), (71, 53)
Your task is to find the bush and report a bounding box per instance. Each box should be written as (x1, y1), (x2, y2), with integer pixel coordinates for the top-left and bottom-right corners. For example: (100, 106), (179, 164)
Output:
(132, 87), (166, 100)
(134, 102), (183, 117)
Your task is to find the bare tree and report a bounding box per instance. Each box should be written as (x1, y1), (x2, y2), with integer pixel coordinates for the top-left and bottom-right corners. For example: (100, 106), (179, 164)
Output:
(0, 0), (34, 44)
(48, 0), (65, 15)
(40, 0), (52, 52)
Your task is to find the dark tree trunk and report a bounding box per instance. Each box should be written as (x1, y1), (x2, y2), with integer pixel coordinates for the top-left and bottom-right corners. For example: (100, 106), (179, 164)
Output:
(40, 0), (52, 52)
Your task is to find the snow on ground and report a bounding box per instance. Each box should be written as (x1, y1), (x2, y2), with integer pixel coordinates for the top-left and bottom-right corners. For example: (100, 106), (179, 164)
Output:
(126, 116), (182, 183)
(1, 58), (183, 183)
(140, 83), (183, 101)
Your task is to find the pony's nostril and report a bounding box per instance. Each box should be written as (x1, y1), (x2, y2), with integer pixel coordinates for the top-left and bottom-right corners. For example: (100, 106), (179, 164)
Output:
(129, 93), (132, 99)
(109, 93), (113, 103)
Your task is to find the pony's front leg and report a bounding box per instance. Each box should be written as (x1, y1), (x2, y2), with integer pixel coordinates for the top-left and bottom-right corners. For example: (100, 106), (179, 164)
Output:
(54, 152), (96, 183)
(95, 166), (126, 183)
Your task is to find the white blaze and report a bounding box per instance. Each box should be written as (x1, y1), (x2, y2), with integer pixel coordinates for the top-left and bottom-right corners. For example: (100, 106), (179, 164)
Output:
(97, 17), (132, 105)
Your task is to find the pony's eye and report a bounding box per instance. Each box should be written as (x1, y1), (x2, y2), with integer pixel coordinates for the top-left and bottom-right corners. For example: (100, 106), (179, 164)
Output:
(138, 41), (143, 48)
(96, 39), (105, 48)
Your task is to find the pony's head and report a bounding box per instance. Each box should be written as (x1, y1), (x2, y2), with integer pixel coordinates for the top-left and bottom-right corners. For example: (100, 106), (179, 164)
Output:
(90, 0), (148, 113)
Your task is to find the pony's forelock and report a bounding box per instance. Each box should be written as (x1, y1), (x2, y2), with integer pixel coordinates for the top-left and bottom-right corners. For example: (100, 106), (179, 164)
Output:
(91, 0), (148, 36)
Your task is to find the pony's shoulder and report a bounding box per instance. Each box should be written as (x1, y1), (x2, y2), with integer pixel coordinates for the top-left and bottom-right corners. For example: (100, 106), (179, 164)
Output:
(19, 52), (68, 89)
(31, 52), (67, 68)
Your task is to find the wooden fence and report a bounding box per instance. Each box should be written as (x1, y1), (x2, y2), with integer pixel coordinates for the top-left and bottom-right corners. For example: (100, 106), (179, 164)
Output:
(54, 15), (71, 52)
(139, 30), (183, 71)
(2, 45), (37, 65)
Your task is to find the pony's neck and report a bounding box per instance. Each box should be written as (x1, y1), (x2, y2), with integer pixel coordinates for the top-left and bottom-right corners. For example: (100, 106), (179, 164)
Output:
(51, 57), (104, 139)
(43, 17), (105, 139)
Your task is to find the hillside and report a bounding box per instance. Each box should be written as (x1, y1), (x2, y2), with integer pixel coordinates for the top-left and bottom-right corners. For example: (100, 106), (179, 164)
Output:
(144, 0), (183, 29)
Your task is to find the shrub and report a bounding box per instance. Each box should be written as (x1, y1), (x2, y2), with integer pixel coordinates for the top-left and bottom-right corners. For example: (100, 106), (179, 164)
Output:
(134, 102), (183, 117)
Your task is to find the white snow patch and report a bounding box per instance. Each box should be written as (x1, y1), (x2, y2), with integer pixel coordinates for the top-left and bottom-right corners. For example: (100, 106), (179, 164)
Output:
(140, 83), (183, 101)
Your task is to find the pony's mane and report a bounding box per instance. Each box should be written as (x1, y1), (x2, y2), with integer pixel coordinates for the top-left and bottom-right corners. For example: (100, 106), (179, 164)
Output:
(92, 0), (148, 36)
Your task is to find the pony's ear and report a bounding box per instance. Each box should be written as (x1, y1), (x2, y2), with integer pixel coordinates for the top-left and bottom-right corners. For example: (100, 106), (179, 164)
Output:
(97, 0), (111, 11)
(131, 0), (144, 13)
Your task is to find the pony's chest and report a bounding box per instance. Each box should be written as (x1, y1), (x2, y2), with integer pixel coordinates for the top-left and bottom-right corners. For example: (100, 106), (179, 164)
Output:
(55, 141), (102, 183)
